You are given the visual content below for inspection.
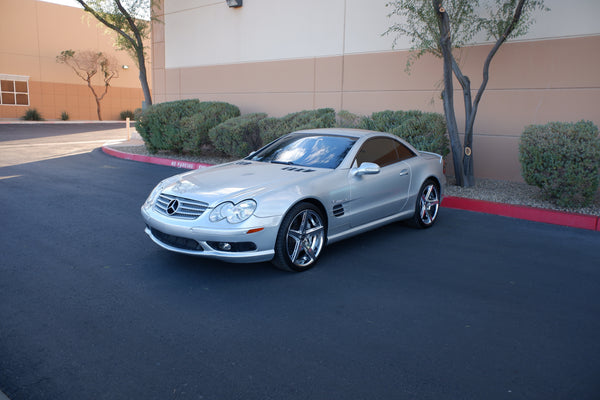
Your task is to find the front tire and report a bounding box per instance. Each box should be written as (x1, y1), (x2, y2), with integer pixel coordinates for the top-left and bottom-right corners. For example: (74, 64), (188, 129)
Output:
(412, 179), (440, 229)
(272, 203), (326, 272)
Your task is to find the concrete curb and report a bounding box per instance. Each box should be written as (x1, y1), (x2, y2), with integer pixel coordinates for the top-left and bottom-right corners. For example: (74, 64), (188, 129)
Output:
(102, 145), (600, 232)
(442, 196), (600, 232)
(102, 146), (213, 170)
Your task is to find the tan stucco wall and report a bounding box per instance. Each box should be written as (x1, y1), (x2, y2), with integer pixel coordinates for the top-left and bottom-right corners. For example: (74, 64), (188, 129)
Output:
(152, 34), (600, 181)
(0, 0), (149, 120)
(151, 0), (600, 182)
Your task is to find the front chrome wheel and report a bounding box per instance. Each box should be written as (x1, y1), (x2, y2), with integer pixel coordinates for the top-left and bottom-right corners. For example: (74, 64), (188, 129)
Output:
(414, 180), (440, 228)
(273, 203), (325, 272)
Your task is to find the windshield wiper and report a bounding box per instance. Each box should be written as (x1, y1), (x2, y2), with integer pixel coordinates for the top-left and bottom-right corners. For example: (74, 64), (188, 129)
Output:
(271, 160), (295, 165)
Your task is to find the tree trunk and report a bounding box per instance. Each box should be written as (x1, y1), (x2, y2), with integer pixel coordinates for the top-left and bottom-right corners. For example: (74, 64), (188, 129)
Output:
(95, 97), (103, 121)
(463, 122), (474, 187)
(451, 58), (475, 187)
(138, 51), (152, 107)
(86, 79), (103, 121)
(435, 0), (464, 186)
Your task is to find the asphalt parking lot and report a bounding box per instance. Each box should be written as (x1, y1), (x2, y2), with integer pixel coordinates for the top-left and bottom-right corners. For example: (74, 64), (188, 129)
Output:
(1, 124), (599, 400)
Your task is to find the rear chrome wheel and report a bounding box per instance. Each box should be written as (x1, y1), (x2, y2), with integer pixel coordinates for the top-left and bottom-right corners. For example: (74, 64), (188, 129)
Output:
(413, 179), (440, 228)
(272, 203), (325, 272)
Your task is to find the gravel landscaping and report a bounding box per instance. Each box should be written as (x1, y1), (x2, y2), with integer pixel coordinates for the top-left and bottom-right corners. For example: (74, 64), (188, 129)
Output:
(444, 177), (600, 216)
(112, 143), (600, 217)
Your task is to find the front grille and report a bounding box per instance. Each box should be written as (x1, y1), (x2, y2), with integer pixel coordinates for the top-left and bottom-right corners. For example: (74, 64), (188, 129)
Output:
(150, 228), (203, 251)
(154, 193), (208, 219)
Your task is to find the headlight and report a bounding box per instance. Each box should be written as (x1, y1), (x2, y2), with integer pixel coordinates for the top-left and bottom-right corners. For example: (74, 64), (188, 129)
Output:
(209, 200), (257, 224)
(144, 180), (167, 207)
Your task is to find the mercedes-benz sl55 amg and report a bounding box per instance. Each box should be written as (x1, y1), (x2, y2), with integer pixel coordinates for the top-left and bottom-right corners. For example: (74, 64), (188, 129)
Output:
(141, 128), (445, 272)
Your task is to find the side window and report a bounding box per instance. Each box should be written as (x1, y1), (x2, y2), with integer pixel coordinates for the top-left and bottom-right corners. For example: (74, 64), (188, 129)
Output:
(355, 137), (414, 167)
(395, 140), (416, 161)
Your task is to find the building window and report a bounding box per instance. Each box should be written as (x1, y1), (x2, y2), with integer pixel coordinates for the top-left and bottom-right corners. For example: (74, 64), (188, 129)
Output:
(0, 74), (30, 106)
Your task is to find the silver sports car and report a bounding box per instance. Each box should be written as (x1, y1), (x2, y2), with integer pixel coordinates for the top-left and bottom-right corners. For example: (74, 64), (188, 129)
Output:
(141, 128), (445, 271)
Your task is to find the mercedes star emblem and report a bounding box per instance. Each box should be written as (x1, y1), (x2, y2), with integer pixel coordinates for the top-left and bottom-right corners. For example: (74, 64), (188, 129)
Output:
(166, 199), (179, 215)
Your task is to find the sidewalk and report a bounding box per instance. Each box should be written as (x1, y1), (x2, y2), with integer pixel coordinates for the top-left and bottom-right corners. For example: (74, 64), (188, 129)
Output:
(102, 140), (600, 232)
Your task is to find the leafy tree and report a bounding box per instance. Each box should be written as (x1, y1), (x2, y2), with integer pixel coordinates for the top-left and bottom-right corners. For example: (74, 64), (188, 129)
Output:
(74, 0), (156, 107)
(57, 49), (119, 120)
(386, 0), (547, 187)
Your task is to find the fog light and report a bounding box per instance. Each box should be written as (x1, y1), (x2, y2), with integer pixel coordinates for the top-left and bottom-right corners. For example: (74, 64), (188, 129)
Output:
(207, 241), (257, 252)
(218, 243), (232, 251)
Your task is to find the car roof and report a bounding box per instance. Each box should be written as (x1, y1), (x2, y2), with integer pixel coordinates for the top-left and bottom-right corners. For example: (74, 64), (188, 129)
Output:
(290, 127), (421, 158)
(291, 128), (391, 139)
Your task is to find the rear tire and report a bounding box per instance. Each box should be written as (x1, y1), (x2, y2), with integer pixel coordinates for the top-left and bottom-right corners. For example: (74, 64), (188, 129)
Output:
(412, 179), (440, 229)
(272, 203), (326, 272)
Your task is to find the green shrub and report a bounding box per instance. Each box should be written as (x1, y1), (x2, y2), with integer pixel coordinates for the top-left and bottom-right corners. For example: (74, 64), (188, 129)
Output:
(360, 110), (415, 132)
(179, 102), (241, 154)
(259, 108), (336, 144)
(22, 108), (44, 121)
(60, 111), (69, 121)
(256, 117), (283, 144)
(360, 110), (449, 156)
(519, 120), (600, 208)
(391, 113), (449, 157)
(120, 110), (135, 120)
(135, 100), (240, 154)
(335, 110), (363, 128)
(136, 99), (202, 153)
(209, 113), (268, 158)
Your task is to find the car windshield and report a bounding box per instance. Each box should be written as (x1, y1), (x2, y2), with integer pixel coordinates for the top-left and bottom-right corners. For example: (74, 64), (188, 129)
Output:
(248, 134), (357, 169)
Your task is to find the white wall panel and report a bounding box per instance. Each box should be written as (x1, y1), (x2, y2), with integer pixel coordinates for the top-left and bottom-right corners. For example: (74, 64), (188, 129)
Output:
(165, 0), (600, 69)
(165, 0), (345, 68)
(343, 0), (398, 54)
(524, 0), (600, 40)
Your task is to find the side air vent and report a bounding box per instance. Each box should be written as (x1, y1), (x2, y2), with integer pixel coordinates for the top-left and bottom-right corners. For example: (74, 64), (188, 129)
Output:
(332, 204), (345, 217)
(281, 167), (316, 173)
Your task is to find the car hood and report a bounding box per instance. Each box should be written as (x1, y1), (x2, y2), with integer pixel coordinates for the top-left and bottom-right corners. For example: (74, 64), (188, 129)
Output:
(162, 161), (328, 205)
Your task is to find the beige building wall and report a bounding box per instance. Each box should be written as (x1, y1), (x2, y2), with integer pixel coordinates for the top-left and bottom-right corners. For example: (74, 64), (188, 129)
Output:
(152, 0), (600, 182)
(0, 0), (148, 120)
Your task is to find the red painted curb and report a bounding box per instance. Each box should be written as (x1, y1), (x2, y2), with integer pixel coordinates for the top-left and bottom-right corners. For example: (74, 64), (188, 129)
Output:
(442, 196), (600, 231)
(102, 146), (212, 170)
(102, 145), (599, 232)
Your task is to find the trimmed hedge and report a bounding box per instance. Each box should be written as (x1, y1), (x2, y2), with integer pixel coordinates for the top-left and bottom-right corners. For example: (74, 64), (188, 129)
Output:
(136, 99), (204, 153)
(360, 110), (415, 132)
(136, 102), (451, 162)
(258, 108), (336, 145)
(135, 100), (240, 154)
(519, 120), (600, 208)
(335, 110), (363, 128)
(360, 110), (449, 156)
(179, 102), (241, 153)
(209, 113), (268, 158)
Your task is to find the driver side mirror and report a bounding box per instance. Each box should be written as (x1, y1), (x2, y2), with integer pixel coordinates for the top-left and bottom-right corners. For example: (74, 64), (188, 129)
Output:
(351, 162), (380, 177)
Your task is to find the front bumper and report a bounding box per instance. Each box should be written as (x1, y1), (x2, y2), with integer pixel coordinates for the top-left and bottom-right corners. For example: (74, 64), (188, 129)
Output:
(141, 206), (280, 263)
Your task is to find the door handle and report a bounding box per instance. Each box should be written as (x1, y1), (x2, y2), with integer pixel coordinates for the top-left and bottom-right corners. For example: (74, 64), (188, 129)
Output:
(399, 169), (408, 176)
